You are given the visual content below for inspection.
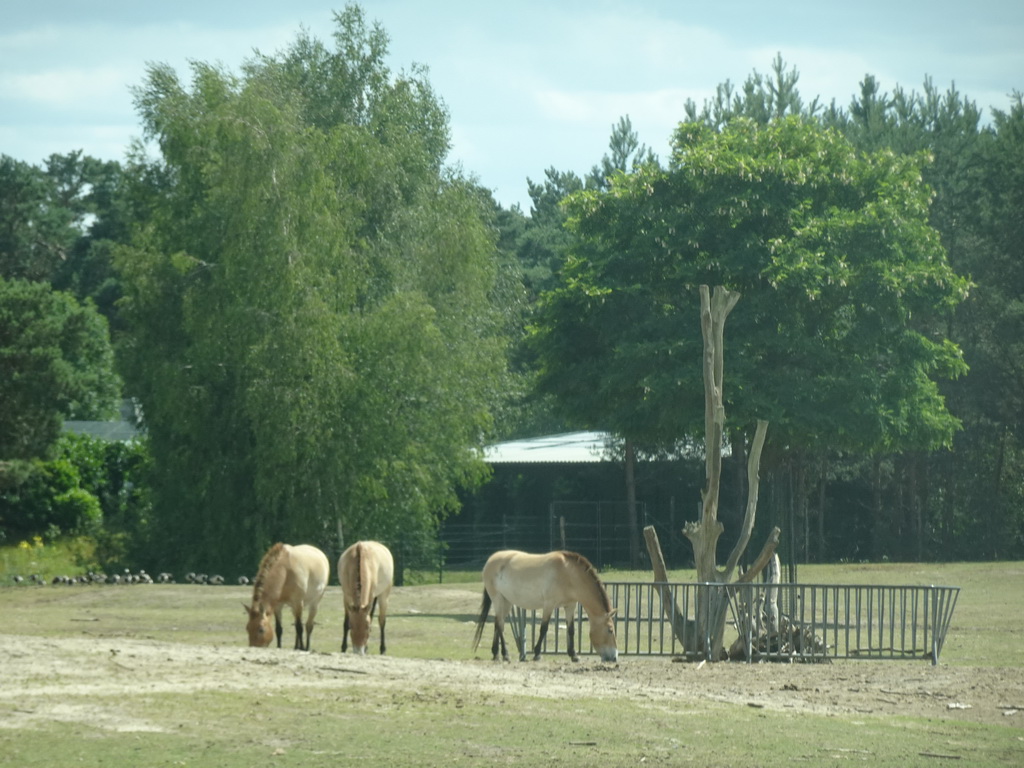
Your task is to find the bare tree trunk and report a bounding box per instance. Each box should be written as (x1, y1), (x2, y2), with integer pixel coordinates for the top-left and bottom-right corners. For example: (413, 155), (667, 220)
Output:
(625, 439), (641, 568)
(871, 455), (885, 561)
(991, 427), (1008, 559)
(797, 459), (808, 563)
(816, 465), (827, 562)
(683, 286), (739, 582)
(682, 286), (779, 660)
(910, 454), (922, 562)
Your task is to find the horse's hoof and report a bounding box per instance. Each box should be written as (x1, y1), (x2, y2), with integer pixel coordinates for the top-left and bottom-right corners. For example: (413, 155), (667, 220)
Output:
(570, 655), (581, 662)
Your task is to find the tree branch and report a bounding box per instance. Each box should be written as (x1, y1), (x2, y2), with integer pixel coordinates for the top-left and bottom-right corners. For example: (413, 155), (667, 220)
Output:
(735, 527), (782, 583)
(724, 419), (769, 577)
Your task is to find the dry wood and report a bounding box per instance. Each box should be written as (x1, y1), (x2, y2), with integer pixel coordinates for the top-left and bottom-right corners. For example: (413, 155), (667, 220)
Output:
(679, 286), (780, 660)
(643, 525), (697, 651)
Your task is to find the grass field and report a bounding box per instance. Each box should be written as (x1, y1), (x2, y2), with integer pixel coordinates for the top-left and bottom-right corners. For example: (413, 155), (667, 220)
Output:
(1, 559), (1022, 767)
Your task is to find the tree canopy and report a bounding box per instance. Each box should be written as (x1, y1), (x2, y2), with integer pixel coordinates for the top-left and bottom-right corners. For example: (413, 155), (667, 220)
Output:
(115, 5), (508, 571)
(0, 276), (120, 469)
(531, 116), (969, 458)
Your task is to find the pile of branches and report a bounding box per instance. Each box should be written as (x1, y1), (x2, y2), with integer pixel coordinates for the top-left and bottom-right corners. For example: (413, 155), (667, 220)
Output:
(728, 609), (831, 663)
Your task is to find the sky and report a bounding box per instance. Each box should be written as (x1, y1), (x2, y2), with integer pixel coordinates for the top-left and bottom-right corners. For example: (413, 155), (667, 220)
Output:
(2, 1), (1021, 212)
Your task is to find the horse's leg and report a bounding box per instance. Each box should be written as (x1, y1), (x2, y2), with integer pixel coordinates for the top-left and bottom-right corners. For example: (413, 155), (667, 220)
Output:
(341, 609), (350, 653)
(304, 603), (319, 652)
(491, 613), (509, 662)
(293, 614), (304, 651)
(377, 594), (388, 655)
(510, 608), (529, 662)
(490, 616), (501, 660)
(274, 609), (284, 649)
(532, 608), (553, 661)
(565, 608), (580, 662)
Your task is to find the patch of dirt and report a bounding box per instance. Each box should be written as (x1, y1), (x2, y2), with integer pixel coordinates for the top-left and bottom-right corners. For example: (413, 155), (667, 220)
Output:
(1, 633), (1021, 732)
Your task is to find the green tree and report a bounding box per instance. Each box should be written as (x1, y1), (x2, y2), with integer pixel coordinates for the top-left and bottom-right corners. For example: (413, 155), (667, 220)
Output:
(494, 116), (661, 442)
(942, 93), (1024, 558)
(824, 76), (1024, 560)
(48, 153), (133, 331)
(0, 151), (132, 331)
(116, 5), (507, 573)
(683, 54), (821, 128)
(531, 117), (968, 558)
(587, 115), (658, 189)
(0, 156), (77, 283)
(0, 277), (120, 471)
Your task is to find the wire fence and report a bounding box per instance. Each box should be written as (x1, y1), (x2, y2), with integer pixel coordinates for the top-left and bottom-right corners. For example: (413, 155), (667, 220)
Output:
(434, 505), (685, 574)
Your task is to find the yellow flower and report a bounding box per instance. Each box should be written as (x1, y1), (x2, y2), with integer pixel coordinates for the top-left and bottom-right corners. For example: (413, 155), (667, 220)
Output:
(32, 536), (44, 549)
(18, 540), (30, 550)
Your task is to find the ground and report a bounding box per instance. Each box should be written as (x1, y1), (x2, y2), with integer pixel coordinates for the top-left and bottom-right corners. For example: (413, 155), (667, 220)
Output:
(2, 575), (1022, 749)
(2, 631), (1021, 734)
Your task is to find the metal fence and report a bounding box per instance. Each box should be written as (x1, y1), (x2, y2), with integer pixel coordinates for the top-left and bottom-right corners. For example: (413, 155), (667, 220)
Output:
(510, 581), (959, 665)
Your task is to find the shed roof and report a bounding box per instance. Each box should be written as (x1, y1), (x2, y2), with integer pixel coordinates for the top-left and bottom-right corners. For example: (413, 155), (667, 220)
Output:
(483, 431), (618, 464)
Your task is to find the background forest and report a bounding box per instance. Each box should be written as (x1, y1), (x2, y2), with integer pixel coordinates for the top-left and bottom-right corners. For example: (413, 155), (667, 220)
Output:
(1, 6), (1022, 576)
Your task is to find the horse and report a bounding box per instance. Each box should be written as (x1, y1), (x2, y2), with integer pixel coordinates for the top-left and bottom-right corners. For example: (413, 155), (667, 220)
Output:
(473, 549), (618, 663)
(338, 540), (394, 655)
(243, 543), (329, 651)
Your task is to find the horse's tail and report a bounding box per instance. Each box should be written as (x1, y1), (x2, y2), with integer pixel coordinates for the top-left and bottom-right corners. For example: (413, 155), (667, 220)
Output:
(472, 588), (492, 652)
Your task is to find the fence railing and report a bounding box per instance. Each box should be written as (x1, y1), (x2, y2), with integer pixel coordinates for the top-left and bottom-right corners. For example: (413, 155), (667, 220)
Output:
(510, 581), (959, 665)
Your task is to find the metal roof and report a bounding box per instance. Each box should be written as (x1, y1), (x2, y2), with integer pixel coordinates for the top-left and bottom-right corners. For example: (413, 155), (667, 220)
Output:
(484, 431), (619, 464)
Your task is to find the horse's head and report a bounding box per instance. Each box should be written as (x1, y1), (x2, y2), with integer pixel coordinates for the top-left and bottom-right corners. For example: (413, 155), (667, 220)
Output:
(244, 603), (274, 647)
(588, 609), (618, 662)
(346, 603), (373, 655)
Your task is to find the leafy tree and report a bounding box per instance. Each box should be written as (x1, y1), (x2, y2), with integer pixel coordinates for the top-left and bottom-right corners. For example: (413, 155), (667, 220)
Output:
(0, 151), (132, 332)
(586, 115), (658, 190)
(494, 116), (661, 443)
(0, 277), (120, 471)
(517, 168), (584, 303)
(821, 75), (1024, 560)
(531, 117), (968, 559)
(516, 117), (657, 307)
(115, 5), (507, 573)
(0, 156), (78, 283)
(940, 93), (1024, 558)
(49, 153), (133, 331)
(683, 54), (821, 129)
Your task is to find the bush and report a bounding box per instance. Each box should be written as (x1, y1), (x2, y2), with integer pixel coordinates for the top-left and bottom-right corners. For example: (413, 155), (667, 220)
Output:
(0, 458), (92, 538)
(0, 433), (151, 567)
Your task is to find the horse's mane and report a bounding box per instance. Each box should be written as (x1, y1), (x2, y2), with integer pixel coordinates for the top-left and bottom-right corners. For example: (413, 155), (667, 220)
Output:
(562, 550), (611, 612)
(252, 542), (285, 607)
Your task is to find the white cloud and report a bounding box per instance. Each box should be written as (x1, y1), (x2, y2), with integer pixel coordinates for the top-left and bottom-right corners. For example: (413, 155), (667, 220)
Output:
(0, 67), (132, 110)
(1, 1), (1018, 211)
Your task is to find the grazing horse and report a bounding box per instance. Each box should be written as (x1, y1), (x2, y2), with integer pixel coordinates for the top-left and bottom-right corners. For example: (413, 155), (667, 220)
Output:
(473, 549), (618, 663)
(338, 540), (394, 655)
(244, 543), (329, 651)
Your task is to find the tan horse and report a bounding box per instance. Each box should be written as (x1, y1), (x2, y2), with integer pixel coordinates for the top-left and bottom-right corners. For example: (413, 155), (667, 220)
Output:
(338, 540), (394, 654)
(244, 543), (329, 651)
(473, 549), (618, 662)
